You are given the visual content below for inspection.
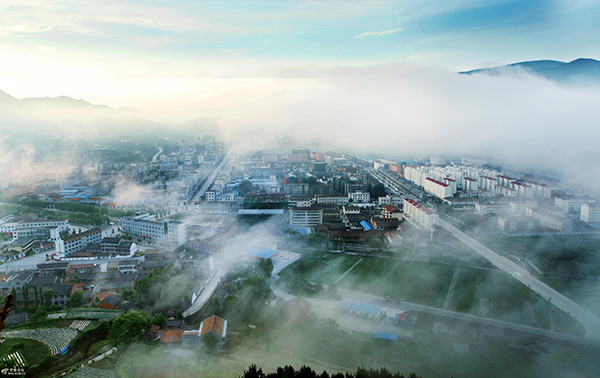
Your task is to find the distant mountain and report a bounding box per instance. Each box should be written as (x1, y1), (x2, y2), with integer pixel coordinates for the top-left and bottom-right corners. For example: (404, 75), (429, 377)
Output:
(460, 58), (600, 84)
(0, 89), (17, 101)
(0, 89), (173, 139)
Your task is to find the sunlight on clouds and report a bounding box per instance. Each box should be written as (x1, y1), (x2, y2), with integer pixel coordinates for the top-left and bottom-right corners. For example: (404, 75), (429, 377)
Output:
(355, 28), (403, 38)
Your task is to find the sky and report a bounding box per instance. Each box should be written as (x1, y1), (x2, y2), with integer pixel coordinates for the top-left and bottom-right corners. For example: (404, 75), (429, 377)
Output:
(1, 0), (600, 110)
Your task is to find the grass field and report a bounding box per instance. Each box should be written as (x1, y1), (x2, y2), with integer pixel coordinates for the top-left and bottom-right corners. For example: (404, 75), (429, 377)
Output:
(0, 338), (50, 366)
(335, 258), (455, 306)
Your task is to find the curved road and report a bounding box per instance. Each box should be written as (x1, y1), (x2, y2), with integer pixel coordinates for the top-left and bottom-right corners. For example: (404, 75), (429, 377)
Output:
(438, 218), (600, 342)
(152, 146), (163, 162)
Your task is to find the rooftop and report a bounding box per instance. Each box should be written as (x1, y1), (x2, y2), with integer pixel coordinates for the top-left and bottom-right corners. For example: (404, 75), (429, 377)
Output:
(339, 300), (381, 315)
(244, 247), (280, 260)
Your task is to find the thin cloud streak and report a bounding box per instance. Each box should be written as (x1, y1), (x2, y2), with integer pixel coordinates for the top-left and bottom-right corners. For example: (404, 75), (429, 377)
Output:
(354, 28), (403, 38)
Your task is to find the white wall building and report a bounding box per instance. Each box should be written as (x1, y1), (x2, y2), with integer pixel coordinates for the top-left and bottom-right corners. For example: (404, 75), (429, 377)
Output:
(424, 178), (454, 199)
(289, 207), (323, 228)
(349, 192), (371, 203)
(580, 202), (600, 223)
(403, 198), (439, 229)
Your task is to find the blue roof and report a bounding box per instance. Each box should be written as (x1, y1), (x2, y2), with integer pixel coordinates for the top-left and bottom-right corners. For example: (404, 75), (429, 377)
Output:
(588, 224), (600, 229)
(339, 301), (381, 315)
(374, 332), (398, 341)
(244, 247), (279, 259)
(297, 228), (307, 236)
(360, 221), (374, 231)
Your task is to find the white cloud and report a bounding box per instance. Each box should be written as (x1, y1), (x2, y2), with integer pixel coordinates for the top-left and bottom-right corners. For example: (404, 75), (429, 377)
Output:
(355, 28), (403, 38)
(39, 45), (56, 52)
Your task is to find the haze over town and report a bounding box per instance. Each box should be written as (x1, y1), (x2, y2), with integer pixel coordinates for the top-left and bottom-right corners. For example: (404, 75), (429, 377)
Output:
(1, 1), (600, 378)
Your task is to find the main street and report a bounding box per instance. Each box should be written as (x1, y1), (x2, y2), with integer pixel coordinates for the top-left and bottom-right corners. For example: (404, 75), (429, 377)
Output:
(438, 218), (600, 342)
(191, 148), (235, 203)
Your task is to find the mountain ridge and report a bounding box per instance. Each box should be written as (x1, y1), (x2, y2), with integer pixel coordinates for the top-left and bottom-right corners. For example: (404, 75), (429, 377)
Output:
(460, 58), (600, 84)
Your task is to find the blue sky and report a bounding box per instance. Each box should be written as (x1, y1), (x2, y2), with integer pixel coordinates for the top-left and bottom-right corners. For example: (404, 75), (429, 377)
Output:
(0, 0), (599, 109)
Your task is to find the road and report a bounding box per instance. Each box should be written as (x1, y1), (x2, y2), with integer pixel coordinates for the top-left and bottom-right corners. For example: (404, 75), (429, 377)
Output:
(152, 146), (163, 162)
(182, 269), (225, 317)
(191, 148), (235, 202)
(438, 218), (600, 341)
(336, 289), (592, 346)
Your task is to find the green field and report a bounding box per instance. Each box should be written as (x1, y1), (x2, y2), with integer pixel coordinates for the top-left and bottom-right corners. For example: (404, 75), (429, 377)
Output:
(336, 258), (455, 306)
(0, 338), (50, 366)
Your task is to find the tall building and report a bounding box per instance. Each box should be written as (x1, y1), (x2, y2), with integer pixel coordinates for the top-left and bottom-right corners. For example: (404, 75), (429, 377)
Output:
(403, 199), (439, 229)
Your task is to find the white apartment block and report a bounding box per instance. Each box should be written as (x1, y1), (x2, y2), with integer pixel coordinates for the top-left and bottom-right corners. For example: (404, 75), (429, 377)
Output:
(474, 202), (511, 216)
(56, 227), (103, 255)
(349, 192), (371, 203)
(580, 203), (600, 223)
(195, 201), (243, 214)
(498, 216), (538, 233)
(532, 210), (573, 232)
(289, 207), (323, 228)
(378, 194), (405, 206)
(121, 214), (187, 245)
(316, 196), (350, 206)
(403, 198), (439, 229)
(555, 195), (597, 213)
(205, 191), (217, 201)
(424, 178), (454, 199)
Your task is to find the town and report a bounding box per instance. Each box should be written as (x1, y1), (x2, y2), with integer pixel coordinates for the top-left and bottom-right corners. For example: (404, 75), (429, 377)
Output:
(1, 140), (600, 378)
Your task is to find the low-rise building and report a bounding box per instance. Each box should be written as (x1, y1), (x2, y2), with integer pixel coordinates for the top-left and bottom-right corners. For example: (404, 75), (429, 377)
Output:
(56, 228), (103, 255)
(289, 207), (323, 229)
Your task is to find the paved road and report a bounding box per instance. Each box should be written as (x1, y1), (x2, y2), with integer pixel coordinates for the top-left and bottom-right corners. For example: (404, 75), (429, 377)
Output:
(152, 146), (163, 162)
(438, 218), (600, 342)
(182, 269), (224, 317)
(337, 289), (592, 346)
(191, 148), (235, 202)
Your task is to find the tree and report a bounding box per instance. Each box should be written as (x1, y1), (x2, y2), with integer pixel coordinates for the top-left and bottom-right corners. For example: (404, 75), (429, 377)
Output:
(256, 258), (274, 279)
(203, 333), (219, 350)
(237, 180), (253, 196)
(151, 313), (167, 328)
(10, 286), (17, 312)
(22, 282), (29, 308)
(42, 289), (54, 305)
(69, 291), (85, 307)
(33, 283), (39, 308)
(109, 310), (149, 346)
(71, 273), (80, 283)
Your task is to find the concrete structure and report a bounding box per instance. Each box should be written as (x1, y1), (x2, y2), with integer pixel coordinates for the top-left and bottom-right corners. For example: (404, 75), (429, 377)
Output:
(581, 203), (600, 223)
(316, 195), (350, 206)
(498, 216), (538, 233)
(121, 214), (187, 245)
(555, 195), (597, 213)
(474, 202), (511, 216)
(289, 207), (323, 229)
(403, 198), (438, 229)
(56, 228), (102, 255)
(349, 191), (371, 203)
(339, 300), (382, 319)
(532, 210), (574, 232)
(424, 177), (454, 199)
